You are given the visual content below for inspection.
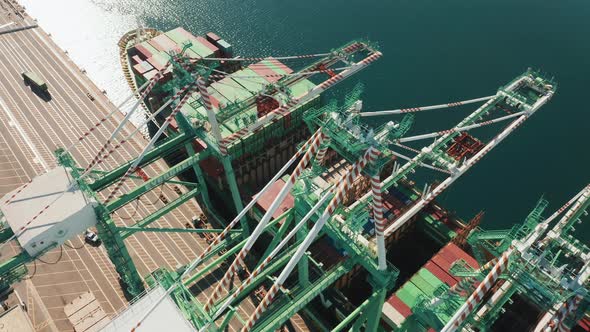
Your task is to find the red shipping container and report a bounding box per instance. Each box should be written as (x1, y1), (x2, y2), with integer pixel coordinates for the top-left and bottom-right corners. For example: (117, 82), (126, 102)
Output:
(248, 62), (281, 84)
(150, 34), (181, 53)
(196, 36), (220, 54)
(146, 56), (167, 72)
(425, 261), (458, 286)
(206, 32), (221, 42)
(432, 254), (454, 274)
(438, 245), (459, 263)
(444, 243), (480, 269)
(387, 295), (412, 318)
(254, 179), (294, 220)
(134, 44), (153, 60)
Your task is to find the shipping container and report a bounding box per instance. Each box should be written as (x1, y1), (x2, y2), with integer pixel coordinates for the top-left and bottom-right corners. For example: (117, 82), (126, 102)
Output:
(232, 68), (268, 91)
(196, 36), (219, 54)
(206, 32), (221, 43)
(432, 252), (454, 272)
(396, 282), (425, 309)
(417, 268), (445, 290)
(132, 61), (153, 75)
(21, 71), (47, 91)
(248, 61), (281, 84)
(266, 58), (294, 74)
(254, 179), (294, 220)
(146, 53), (169, 72)
(410, 274), (436, 296)
(382, 302), (407, 329)
(211, 77), (254, 102)
(444, 243), (479, 269)
(216, 39), (233, 57)
(134, 42), (158, 60)
(205, 88), (230, 111)
(189, 38), (215, 58)
(289, 79), (316, 98)
(142, 69), (158, 81)
(165, 28), (192, 45)
(387, 295), (412, 318)
(150, 33), (181, 53)
(131, 55), (142, 64)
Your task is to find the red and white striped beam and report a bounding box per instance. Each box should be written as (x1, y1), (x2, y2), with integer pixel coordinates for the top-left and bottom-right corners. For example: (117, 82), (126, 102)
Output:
(241, 147), (380, 332)
(59, 79), (153, 158)
(84, 69), (167, 173)
(127, 129), (325, 332)
(203, 182), (339, 331)
(103, 81), (198, 205)
(384, 89), (554, 238)
(360, 95), (495, 117)
(200, 52), (333, 62)
(218, 50), (382, 155)
(441, 248), (513, 332)
(540, 294), (584, 332)
(209, 66), (353, 80)
(315, 138), (331, 165)
(203, 130), (326, 312)
(83, 82), (192, 175)
(370, 175), (387, 270)
(396, 110), (527, 143)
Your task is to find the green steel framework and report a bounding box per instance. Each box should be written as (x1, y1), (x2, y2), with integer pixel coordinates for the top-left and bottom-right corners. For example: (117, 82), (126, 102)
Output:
(0, 36), (564, 332)
(407, 189), (590, 331)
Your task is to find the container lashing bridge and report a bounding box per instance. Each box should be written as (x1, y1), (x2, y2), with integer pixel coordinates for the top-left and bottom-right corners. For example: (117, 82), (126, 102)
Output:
(0, 34), (557, 332)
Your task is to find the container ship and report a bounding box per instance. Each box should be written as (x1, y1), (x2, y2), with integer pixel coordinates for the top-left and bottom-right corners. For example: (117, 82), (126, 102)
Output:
(91, 26), (590, 331)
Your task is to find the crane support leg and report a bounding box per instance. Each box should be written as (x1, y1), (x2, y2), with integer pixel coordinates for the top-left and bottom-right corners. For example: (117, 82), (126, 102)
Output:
(221, 155), (249, 236)
(365, 287), (387, 332)
(297, 219), (310, 287)
(0, 226), (14, 243)
(96, 208), (144, 298)
(185, 142), (213, 211)
(0, 251), (30, 292)
(332, 298), (371, 332)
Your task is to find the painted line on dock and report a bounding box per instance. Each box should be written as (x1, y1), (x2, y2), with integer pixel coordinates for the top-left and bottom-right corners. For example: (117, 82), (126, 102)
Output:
(0, 95), (48, 171)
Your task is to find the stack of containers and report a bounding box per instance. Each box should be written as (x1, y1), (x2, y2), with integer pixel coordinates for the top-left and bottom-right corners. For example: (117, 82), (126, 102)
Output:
(252, 179), (294, 222)
(387, 185), (457, 243)
(381, 243), (480, 331)
(128, 27), (222, 83)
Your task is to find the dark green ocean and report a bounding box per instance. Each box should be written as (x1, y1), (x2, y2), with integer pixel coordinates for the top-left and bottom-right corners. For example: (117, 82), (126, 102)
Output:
(21, 0), (590, 237)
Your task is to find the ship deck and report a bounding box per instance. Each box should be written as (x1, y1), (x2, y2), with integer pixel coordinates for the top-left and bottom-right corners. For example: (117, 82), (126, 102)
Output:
(0, 2), (269, 331)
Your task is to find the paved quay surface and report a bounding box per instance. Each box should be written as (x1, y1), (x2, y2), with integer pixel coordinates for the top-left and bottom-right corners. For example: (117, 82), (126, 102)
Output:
(0, 1), (258, 330)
